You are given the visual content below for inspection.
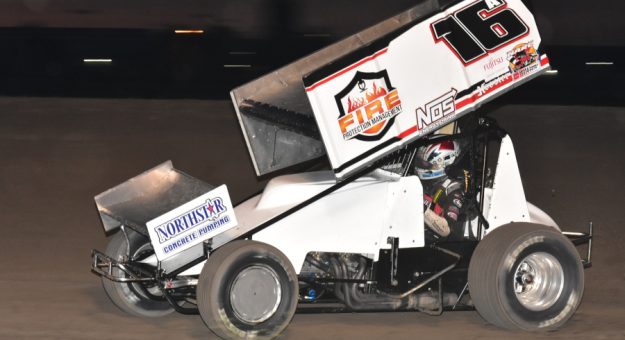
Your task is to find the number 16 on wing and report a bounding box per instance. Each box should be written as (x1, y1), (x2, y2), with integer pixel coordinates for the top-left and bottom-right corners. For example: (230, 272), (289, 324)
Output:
(432, 0), (529, 65)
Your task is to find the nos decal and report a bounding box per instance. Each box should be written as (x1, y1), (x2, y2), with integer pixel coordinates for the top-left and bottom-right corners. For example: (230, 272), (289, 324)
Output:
(335, 70), (403, 142)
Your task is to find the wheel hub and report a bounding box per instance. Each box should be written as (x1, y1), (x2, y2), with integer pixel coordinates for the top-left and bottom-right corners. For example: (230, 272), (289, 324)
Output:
(513, 252), (564, 311)
(230, 265), (282, 324)
(522, 273), (534, 285)
(129, 243), (164, 299)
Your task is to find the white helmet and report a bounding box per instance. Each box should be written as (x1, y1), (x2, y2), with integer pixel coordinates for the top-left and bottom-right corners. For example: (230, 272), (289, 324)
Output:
(415, 140), (460, 180)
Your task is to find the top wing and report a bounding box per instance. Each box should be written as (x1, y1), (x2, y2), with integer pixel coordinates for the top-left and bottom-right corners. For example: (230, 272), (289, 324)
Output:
(231, 0), (549, 179)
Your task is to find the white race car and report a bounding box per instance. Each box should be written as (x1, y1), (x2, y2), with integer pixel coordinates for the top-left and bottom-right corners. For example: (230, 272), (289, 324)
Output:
(92, 0), (592, 338)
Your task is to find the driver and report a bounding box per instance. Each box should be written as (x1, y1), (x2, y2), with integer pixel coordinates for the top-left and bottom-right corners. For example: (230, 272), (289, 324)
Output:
(415, 139), (468, 242)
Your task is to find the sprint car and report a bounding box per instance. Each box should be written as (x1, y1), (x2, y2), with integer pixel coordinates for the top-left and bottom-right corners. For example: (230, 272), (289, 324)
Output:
(91, 0), (592, 338)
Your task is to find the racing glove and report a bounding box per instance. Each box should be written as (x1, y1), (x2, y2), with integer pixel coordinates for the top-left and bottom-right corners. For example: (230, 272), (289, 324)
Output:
(424, 208), (451, 237)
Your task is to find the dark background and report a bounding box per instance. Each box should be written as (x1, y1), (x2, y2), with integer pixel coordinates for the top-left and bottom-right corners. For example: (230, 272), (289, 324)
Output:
(1, 2), (624, 339)
(0, 0), (623, 105)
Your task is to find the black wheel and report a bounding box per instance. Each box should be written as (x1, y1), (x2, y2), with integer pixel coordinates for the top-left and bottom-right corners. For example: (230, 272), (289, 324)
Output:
(468, 223), (584, 331)
(197, 240), (298, 339)
(102, 230), (174, 317)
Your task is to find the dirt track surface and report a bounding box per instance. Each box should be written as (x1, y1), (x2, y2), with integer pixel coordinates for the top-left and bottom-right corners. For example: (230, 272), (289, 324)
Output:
(1, 97), (624, 339)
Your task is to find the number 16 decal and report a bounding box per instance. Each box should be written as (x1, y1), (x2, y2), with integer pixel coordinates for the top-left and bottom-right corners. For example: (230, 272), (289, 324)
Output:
(432, 0), (529, 65)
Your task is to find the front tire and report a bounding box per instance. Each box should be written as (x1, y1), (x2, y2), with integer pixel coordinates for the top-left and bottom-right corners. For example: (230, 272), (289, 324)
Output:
(197, 240), (298, 339)
(468, 223), (584, 331)
(102, 230), (174, 317)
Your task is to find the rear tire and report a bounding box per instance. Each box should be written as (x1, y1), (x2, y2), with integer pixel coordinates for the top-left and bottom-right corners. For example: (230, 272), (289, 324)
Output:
(102, 230), (174, 317)
(197, 240), (298, 339)
(468, 223), (584, 331)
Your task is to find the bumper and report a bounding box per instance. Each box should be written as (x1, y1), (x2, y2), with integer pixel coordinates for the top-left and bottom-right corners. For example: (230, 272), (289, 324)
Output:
(91, 249), (156, 283)
(563, 222), (594, 268)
